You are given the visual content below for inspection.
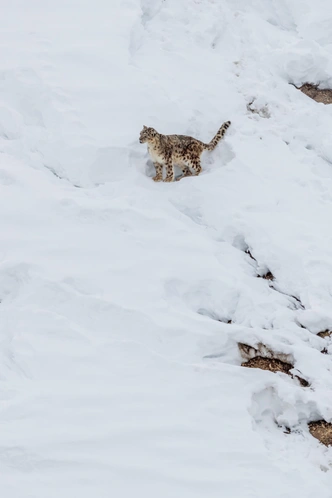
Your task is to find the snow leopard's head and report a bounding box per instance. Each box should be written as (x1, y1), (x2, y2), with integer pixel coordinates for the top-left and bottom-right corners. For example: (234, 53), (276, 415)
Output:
(139, 125), (158, 144)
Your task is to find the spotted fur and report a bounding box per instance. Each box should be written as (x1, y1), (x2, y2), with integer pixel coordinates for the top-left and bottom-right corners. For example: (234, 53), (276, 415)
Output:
(139, 121), (231, 182)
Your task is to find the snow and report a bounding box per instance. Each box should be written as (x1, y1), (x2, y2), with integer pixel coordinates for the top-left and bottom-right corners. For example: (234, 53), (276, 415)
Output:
(1, 0), (332, 496)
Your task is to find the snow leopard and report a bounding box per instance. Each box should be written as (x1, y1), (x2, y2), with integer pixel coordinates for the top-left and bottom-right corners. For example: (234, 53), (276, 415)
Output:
(139, 121), (231, 182)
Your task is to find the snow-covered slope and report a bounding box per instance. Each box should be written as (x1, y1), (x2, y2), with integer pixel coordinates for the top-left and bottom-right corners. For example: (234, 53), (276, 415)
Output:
(1, 0), (332, 496)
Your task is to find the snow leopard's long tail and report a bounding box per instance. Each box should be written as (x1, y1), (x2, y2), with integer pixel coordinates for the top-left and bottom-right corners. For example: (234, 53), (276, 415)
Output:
(204, 121), (231, 151)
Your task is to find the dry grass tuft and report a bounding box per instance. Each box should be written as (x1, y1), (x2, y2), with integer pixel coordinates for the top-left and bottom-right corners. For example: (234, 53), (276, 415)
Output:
(240, 348), (309, 387)
(309, 420), (332, 446)
(294, 83), (332, 104)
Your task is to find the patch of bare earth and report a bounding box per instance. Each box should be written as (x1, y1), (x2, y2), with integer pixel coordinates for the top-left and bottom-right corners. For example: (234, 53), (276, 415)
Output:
(243, 357), (291, 374)
(316, 330), (332, 354)
(309, 421), (332, 446)
(239, 344), (309, 387)
(294, 83), (332, 104)
(317, 330), (332, 339)
(258, 271), (274, 281)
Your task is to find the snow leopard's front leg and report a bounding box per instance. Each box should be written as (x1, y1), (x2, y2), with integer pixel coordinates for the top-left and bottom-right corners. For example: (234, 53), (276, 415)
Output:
(152, 162), (163, 182)
(163, 157), (175, 182)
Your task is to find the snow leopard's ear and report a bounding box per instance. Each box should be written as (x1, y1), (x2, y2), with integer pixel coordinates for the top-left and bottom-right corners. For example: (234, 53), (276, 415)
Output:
(143, 125), (147, 129)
